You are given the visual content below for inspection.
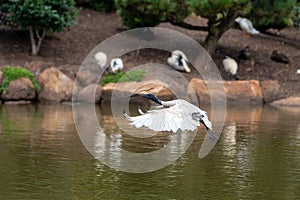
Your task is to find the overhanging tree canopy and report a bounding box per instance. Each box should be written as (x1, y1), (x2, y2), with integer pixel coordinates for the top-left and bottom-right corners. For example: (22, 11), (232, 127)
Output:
(115, 0), (296, 54)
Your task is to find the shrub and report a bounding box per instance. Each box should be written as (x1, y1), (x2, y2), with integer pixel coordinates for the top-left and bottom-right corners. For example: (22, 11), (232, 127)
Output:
(292, 4), (300, 27)
(0, 66), (40, 92)
(0, 0), (79, 55)
(247, 0), (297, 31)
(101, 70), (147, 86)
(89, 0), (115, 12)
(115, 0), (298, 54)
(115, 0), (189, 28)
(115, 0), (251, 54)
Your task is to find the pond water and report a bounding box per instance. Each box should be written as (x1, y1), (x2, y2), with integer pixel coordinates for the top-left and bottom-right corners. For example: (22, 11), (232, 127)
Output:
(0, 104), (299, 199)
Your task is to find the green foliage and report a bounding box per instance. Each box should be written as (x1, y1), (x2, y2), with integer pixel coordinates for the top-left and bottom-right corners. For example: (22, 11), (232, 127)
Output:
(115, 0), (189, 28)
(101, 70), (147, 86)
(0, 0), (79, 55)
(89, 0), (115, 12)
(0, 0), (79, 32)
(188, 0), (251, 19)
(115, 0), (252, 29)
(0, 66), (40, 92)
(292, 4), (300, 27)
(247, 0), (297, 31)
(115, 0), (297, 54)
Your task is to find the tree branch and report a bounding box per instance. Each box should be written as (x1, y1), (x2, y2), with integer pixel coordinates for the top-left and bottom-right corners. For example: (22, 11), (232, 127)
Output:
(29, 27), (46, 56)
(35, 28), (46, 41)
(35, 28), (46, 56)
(169, 20), (209, 31)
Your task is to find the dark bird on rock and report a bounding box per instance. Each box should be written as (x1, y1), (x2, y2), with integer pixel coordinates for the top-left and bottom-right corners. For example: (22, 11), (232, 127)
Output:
(270, 50), (290, 64)
(238, 46), (251, 60)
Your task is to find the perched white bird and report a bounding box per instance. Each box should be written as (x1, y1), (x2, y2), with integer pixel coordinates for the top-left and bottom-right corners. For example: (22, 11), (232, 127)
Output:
(222, 56), (239, 80)
(297, 69), (300, 74)
(110, 58), (124, 73)
(123, 94), (217, 141)
(94, 52), (107, 68)
(167, 50), (191, 73)
(235, 17), (260, 35)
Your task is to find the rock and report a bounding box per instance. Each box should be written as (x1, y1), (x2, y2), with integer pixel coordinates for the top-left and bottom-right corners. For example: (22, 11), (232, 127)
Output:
(24, 60), (54, 78)
(188, 78), (263, 105)
(270, 50), (290, 64)
(38, 67), (75, 103)
(271, 97), (300, 107)
(102, 80), (174, 102)
(75, 70), (98, 87)
(1, 77), (36, 101)
(75, 84), (102, 103)
(260, 80), (281, 103)
(4, 101), (32, 105)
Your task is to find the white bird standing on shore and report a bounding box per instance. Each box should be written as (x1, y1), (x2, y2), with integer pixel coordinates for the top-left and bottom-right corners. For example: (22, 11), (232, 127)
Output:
(222, 56), (239, 80)
(94, 51), (107, 69)
(110, 58), (124, 73)
(235, 17), (260, 35)
(167, 50), (191, 73)
(123, 94), (217, 141)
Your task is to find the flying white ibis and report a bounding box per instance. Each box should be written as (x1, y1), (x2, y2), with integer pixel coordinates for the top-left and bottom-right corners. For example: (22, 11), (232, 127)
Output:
(223, 56), (239, 80)
(123, 94), (217, 141)
(235, 17), (260, 35)
(110, 58), (124, 73)
(167, 50), (191, 73)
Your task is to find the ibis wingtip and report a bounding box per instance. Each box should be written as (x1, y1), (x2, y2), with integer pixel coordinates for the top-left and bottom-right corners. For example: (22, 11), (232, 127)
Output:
(122, 109), (130, 119)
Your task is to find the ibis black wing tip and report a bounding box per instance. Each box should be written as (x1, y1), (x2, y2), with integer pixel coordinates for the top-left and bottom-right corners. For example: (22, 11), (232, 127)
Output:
(122, 109), (127, 117)
(122, 109), (131, 119)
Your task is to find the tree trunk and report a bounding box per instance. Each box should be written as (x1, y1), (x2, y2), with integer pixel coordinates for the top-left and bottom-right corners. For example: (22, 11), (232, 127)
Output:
(203, 12), (238, 55)
(203, 28), (221, 55)
(29, 27), (46, 56)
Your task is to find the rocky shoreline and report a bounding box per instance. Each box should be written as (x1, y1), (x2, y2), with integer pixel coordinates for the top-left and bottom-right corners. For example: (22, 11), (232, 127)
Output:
(0, 65), (299, 107)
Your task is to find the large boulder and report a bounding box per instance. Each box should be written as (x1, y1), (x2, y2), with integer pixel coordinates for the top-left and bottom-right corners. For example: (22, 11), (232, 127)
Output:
(1, 77), (36, 101)
(38, 67), (75, 103)
(24, 60), (54, 78)
(271, 97), (300, 107)
(75, 70), (98, 88)
(260, 80), (281, 103)
(102, 80), (174, 102)
(188, 78), (263, 105)
(75, 84), (102, 103)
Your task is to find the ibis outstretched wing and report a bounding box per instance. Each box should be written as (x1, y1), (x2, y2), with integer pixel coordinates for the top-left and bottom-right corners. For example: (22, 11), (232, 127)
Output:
(123, 97), (217, 144)
(124, 101), (201, 133)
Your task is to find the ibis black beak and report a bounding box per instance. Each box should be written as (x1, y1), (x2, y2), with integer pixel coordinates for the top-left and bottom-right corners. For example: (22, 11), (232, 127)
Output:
(124, 93), (139, 100)
(129, 93), (150, 99)
(130, 93), (141, 98)
(207, 129), (218, 143)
